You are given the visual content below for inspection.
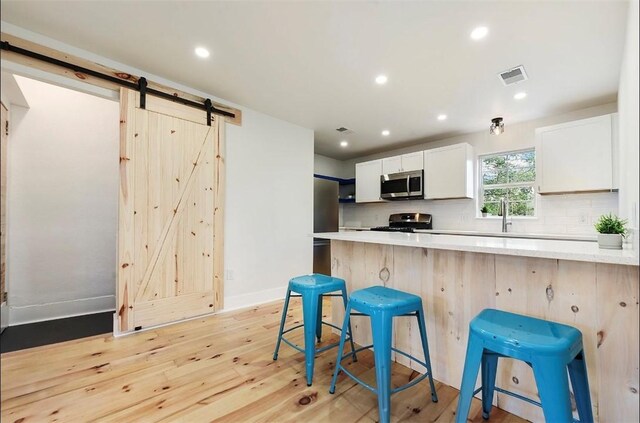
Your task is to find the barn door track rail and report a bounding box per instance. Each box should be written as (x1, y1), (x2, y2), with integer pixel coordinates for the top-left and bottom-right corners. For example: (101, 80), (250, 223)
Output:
(1, 37), (239, 126)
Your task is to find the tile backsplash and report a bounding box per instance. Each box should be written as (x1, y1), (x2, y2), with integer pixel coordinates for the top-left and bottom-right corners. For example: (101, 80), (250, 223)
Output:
(342, 192), (618, 235)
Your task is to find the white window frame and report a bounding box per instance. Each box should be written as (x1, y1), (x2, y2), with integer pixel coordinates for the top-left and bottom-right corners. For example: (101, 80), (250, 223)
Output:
(477, 148), (538, 219)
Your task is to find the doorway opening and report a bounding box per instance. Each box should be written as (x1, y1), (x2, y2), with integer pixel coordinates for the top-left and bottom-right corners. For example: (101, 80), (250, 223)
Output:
(0, 72), (119, 352)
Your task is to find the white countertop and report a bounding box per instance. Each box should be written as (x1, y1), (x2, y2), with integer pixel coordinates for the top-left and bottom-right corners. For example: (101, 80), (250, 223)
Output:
(316, 231), (639, 266)
(414, 229), (597, 242)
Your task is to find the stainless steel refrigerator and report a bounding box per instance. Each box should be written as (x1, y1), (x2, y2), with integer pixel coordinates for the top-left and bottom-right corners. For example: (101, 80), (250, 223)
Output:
(313, 178), (338, 275)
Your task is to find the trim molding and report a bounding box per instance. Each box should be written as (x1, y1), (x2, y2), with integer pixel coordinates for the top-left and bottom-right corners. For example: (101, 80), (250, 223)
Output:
(222, 285), (288, 313)
(9, 295), (115, 326)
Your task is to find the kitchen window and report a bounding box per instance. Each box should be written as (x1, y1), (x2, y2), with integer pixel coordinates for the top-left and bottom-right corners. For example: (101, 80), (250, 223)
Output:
(479, 149), (536, 217)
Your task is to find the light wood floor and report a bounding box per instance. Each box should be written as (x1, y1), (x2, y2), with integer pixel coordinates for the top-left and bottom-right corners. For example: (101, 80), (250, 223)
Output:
(1, 298), (527, 422)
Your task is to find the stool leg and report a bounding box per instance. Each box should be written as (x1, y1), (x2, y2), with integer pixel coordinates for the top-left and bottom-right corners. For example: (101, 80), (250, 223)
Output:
(273, 288), (292, 361)
(316, 294), (323, 343)
(416, 307), (438, 403)
(329, 302), (352, 394)
(531, 357), (573, 422)
(342, 287), (358, 362)
(481, 353), (499, 420)
(455, 332), (484, 423)
(302, 291), (320, 386)
(371, 312), (393, 423)
(568, 350), (594, 423)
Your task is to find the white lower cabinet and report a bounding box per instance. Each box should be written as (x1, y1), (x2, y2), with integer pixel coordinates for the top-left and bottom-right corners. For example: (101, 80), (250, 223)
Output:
(536, 114), (616, 194)
(423, 143), (474, 199)
(355, 159), (383, 203)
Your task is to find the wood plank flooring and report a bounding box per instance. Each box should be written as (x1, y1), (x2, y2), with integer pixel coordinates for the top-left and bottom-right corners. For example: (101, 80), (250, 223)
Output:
(0, 298), (527, 422)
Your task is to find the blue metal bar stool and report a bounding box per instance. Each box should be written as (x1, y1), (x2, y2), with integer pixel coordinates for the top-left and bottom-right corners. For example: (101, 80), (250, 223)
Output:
(273, 274), (357, 386)
(456, 308), (594, 423)
(329, 285), (438, 423)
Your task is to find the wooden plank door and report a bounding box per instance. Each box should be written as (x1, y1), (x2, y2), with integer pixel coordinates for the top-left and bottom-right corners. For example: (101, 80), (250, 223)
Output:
(117, 88), (224, 333)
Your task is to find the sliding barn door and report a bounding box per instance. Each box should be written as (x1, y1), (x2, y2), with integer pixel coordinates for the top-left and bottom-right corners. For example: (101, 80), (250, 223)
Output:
(117, 88), (224, 333)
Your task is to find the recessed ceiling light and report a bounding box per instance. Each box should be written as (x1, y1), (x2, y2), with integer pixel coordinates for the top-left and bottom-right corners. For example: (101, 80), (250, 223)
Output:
(340, 140), (349, 148)
(470, 26), (489, 40)
(437, 114), (448, 121)
(381, 130), (390, 136)
(514, 92), (527, 100)
(375, 75), (388, 85)
(194, 47), (210, 58)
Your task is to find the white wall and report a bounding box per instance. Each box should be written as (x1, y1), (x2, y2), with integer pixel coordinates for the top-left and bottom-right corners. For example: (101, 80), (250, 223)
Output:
(342, 103), (619, 235)
(617, 0), (639, 239)
(2, 22), (314, 316)
(7, 76), (119, 324)
(224, 109), (313, 309)
(314, 154), (350, 179)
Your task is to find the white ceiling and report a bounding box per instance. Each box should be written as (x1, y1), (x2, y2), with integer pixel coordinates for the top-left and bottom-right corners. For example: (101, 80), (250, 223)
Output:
(1, 1), (629, 160)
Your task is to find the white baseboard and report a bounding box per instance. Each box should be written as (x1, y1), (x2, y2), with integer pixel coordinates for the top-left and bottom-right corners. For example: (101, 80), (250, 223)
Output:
(222, 285), (288, 313)
(9, 295), (116, 326)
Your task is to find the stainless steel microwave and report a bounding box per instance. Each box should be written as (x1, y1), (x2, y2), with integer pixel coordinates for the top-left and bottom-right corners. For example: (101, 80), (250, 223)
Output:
(380, 170), (424, 200)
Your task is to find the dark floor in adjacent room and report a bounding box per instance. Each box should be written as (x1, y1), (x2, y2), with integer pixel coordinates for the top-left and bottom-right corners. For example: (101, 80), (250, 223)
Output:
(0, 311), (113, 353)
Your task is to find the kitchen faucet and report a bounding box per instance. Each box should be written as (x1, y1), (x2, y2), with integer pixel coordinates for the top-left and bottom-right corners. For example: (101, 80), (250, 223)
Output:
(499, 198), (512, 233)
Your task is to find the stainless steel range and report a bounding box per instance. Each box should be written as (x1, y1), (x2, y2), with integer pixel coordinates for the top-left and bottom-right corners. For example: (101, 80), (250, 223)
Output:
(370, 213), (432, 233)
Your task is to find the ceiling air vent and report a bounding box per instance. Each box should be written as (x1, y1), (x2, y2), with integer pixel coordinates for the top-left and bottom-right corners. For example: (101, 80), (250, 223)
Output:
(336, 127), (354, 135)
(498, 65), (528, 86)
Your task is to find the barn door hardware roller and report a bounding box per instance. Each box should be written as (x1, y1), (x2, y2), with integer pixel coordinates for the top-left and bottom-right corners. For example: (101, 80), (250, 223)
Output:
(138, 77), (148, 109)
(0, 41), (234, 126)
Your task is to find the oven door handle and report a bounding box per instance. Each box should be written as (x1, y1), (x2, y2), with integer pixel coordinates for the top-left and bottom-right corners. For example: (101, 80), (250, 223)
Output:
(406, 176), (411, 195)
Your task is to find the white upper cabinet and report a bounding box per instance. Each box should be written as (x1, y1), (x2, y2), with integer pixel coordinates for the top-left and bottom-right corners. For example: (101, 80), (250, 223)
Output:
(536, 114), (616, 194)
(382, 151), (424, 174)
(423, 143), (474, 199)
(382, 155), (402, 174)
(355, 159), (383, 203)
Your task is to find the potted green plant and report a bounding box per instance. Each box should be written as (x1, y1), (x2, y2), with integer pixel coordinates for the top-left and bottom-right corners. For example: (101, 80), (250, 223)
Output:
(480, 205), (488, 217)
(594, 213), (628, 250)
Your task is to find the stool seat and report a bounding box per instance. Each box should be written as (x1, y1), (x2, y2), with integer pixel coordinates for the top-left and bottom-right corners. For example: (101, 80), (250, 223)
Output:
(456, 308), (593, 423)
(289, 274), (346, 293)
(471, 309), (582, 358)
(350, 286), (422, 315)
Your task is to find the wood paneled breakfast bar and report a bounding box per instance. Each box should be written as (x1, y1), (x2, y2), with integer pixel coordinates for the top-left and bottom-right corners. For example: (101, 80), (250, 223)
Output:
(315, 231), (639, 423)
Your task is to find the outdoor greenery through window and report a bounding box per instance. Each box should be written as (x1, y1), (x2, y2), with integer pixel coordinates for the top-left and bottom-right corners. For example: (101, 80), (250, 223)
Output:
(480, 149), (536, 217)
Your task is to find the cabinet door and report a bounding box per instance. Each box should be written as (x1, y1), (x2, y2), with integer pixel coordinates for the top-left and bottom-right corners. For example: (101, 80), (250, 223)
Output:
(424, 144), (474, 199)
(356, 159), (383, 203)
(401, 151), (424, 172)
(382, 155), (402, 174)
(537, 115), (612, 194)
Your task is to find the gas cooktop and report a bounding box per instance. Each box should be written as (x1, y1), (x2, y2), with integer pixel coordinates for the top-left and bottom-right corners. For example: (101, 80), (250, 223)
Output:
(370, 226), (416, 233)
(369, 213), (432, 233)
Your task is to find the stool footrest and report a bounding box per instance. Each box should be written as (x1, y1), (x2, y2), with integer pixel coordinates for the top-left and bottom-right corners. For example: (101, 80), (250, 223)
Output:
(391, 347), (429, 370)
(335, 343), (434, 397)
(472, 385), (542, 409)
(494, 387), (542, 408)
(280, 321), (354, 356)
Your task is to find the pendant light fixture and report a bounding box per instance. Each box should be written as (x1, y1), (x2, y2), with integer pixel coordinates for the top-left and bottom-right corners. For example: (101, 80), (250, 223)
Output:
(490, 117), (504, 135)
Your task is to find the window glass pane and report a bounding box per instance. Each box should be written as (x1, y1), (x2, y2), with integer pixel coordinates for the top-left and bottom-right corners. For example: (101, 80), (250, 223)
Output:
(482, 156), (508, 185)
(483, 202), (500, 215)
(484, 187), (507, 202)
(507, 186), (534, 202)
(509, 201), (535, 216)
(506, 152), (535, 183)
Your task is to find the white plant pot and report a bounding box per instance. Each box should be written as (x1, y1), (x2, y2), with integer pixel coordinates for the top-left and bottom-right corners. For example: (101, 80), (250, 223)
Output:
(597, 233), (623, 250)
(481, 212), (487, 218)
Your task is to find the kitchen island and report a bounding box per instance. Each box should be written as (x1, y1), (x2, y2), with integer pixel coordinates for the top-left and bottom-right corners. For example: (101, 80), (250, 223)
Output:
(315, 231), (639, 423)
